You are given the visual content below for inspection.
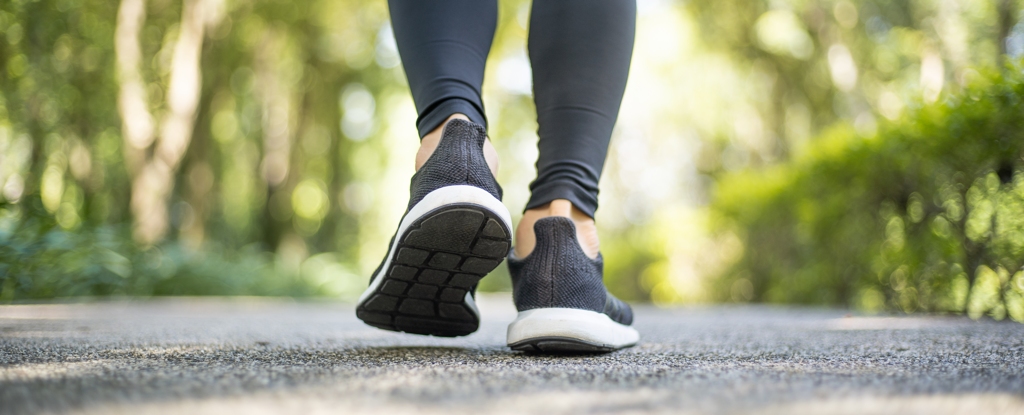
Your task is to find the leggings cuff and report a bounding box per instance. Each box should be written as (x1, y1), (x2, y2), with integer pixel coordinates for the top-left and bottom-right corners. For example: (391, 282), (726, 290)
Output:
(525, 181), (598, 218)
(417, 98), (487, 138)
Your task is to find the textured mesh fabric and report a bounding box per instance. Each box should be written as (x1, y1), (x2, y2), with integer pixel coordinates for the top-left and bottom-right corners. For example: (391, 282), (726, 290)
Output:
(507, 217), (633, 325)
(407, 119), (502, 210)
(603, 292), (633, 325)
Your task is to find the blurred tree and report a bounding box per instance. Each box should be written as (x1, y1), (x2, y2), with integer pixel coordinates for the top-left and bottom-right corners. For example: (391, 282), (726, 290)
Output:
(711, 65), (1024, 320)
(116, 0), (221, 244)
(686, 0), (1017, 164)
(0, 0), (390, 298)
(1000, 0), (1017, 65)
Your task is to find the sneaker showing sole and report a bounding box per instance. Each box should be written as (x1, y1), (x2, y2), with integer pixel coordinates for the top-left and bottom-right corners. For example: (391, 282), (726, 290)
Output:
(356, 185), (512, 337)
(506, 308), (640, 353)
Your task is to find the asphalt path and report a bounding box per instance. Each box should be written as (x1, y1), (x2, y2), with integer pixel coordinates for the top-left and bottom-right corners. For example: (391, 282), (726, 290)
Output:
(1, 296), (1022, 415)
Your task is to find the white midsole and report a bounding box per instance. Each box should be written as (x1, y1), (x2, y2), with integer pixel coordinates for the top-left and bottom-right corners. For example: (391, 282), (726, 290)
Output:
(506, 308), (640, 348)
(357, 186), (512, 313)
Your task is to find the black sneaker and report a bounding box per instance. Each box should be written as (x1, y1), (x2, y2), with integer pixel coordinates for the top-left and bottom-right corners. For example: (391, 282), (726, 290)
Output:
(506, 217), (639, 352)
(356, 119), (512, 337)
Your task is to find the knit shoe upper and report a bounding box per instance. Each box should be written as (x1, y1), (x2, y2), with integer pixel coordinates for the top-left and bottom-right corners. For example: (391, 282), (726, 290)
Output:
(407, 119), (502, 210)
(507, 217), (633, 326)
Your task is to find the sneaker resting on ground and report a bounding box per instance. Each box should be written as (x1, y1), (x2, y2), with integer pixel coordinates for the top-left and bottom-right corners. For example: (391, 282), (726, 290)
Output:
(356, 119), (512, 337)
(506, 216), (639, 352)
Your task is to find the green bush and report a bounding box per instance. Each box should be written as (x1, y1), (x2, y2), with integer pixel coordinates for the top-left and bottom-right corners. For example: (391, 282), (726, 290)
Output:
(711, 66), (1024, 321)
(0, 196), (327, 301)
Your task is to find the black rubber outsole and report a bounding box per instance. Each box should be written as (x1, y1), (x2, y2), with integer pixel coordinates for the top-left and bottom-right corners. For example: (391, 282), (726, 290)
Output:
(356, 204), (511, 337)
(508, 336), (620, 354)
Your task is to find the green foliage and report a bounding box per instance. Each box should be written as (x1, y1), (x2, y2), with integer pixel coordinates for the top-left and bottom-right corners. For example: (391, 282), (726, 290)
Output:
(0, 196), (324, 300)
(684, 0), (1008, 159)
(711, 65), (1024, 320)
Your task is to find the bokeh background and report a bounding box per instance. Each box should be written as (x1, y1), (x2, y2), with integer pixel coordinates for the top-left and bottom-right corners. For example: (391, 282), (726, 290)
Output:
(2, 0), (1023, 321)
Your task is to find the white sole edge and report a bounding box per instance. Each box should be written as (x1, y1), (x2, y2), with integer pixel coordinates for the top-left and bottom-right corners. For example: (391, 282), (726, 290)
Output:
(356, 185), (512, 316)
(506, 308), (640, 349)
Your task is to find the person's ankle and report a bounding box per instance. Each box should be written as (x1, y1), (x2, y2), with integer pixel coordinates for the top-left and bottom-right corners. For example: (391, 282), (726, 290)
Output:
(514, 199), (600, 259)
(415, 114), (499, 177)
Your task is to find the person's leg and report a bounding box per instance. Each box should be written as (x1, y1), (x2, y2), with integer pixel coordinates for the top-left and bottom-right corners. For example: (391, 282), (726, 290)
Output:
(388, 0), (500, 175)
(514, 0), (637, 259)
(358, 1), (511, 337)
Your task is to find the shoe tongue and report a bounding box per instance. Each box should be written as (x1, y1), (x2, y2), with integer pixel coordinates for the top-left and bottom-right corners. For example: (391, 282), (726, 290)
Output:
(532, 216), (578, 248)
(441, 118), (486, 149)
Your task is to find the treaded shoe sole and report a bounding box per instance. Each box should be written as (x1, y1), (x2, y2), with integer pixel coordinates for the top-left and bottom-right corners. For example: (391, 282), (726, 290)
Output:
(357, 185), (512, 337)
(507, 308), (639, 353)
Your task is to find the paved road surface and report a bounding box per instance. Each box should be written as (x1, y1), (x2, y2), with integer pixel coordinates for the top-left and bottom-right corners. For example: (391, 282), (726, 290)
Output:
(1, 296), (1023, 415)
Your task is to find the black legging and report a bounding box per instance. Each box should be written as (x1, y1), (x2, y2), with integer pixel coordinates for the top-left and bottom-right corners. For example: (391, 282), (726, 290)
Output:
(389, 0), (636, 218)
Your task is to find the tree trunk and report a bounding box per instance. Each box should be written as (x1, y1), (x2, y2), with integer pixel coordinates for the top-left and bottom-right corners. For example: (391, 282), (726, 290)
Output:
(999, 0), (1016, 68)
(255, 29), (297, 253)
(115, 0), (220, 244)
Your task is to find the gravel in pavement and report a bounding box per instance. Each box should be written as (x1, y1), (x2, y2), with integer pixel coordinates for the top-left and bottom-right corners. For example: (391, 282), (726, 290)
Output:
(1, 296), (1022, 415)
